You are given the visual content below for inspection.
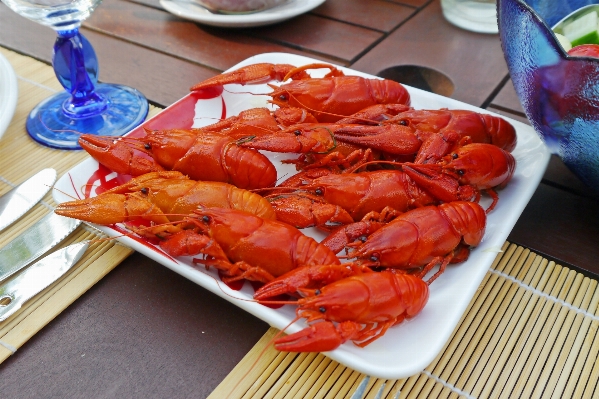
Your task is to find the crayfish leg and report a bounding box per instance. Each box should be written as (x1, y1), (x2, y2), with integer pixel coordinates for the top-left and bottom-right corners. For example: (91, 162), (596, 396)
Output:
(484, 188), (499, 213)
(254, 264), (358, 300)
(282, 63), (345, 81)
(417, 254), (453, 285)
(216, 261), (276, 285)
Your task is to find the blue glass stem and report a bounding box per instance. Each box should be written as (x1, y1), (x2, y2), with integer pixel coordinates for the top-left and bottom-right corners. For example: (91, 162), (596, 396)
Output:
(53, 28), (107, 118)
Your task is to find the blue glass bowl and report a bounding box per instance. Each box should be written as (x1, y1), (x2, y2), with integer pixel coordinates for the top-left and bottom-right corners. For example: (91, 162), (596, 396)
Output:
(498, 0), (599, 189)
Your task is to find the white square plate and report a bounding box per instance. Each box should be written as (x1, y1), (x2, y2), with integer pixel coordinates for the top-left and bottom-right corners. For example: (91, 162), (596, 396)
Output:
(53, 53), (550, 379)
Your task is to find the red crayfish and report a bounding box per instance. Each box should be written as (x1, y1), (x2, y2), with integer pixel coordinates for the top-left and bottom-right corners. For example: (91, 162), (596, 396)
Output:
(255, 200), (486, 301)
(190, 63), (411, 122)
(265, 142), (514, 229)
(54, 171), (276, 229)
(78, 129), (279, 191)
(238, 108), (517, 171)
(270, 271), (429, 352)
(252, 200), (485, 352)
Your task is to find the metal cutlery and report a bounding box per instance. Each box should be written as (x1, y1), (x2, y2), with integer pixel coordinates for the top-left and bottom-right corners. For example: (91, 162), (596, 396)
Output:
(0, 240), (90, 322)
(0, 168), (56, 233)
(0, 213), (82, 284)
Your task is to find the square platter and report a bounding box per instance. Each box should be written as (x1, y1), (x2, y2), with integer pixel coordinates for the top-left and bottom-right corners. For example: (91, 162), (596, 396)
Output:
(53, 53), (551, 379)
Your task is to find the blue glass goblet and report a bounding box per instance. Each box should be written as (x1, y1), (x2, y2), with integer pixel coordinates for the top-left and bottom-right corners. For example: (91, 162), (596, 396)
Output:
(1, 0), (148, 149)
(498, 0), (599, 190)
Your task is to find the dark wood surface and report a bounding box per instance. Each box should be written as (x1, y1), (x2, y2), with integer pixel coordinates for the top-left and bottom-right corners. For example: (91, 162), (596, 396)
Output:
(1, 0), (598, 397)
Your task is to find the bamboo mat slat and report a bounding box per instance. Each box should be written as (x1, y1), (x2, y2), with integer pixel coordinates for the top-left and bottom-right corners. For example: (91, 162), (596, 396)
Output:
(0, 47), (162, 364)
(209, 242), (599, 399)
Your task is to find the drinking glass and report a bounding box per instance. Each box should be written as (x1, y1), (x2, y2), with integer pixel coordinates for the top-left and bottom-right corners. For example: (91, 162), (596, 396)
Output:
(0, 0), (148, 150)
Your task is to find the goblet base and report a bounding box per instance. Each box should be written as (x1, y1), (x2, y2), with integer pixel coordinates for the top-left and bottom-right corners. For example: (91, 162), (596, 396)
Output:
(26, 83), (148, 150)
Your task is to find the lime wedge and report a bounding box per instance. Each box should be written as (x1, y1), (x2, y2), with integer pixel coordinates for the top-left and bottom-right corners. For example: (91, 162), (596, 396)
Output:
(554, 33), (572, 52)
(563, 11), (599, 46)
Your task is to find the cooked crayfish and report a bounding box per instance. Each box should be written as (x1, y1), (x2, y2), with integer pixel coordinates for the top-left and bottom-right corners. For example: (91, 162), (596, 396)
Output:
(269, 271), (429, 352)
(78, 129), (278, 190)
(264, 142), (513, 228)
(254, 201), (486, 299)
(154, 207), (341, 284)
(199, 106), (319, 137)
(403, 142), (516, 212)
(386, 108), (518, 155)
(191, 63), (411, 122)
(54, 171), (276, 232)
(335, 105), (517, 154)
(238, 109), (517, 171)
(266, 168), (442, 228)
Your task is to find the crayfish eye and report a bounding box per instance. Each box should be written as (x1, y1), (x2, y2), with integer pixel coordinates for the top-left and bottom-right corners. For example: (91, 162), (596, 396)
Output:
(319, 307), (326, 313)
(452, 153), (458, 159)
(314, 289), (321, 296)
(399, 120), (408, 126)
(294, 130), (301, 136)
(278, 93), (288, 102)
(140, 187), (149, 195)
(144, 143), (151, 150)
(457, 169), (465, 176)
(370, 253), (379, 262)
(202, 215), (211, 223)
(359, 235), (367, 243)
(314, 187), (323, 196)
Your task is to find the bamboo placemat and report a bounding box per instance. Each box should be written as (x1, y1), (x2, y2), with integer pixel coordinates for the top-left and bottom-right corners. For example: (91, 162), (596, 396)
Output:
(0, 47), (162, 363)
(210, 242), (599, 399)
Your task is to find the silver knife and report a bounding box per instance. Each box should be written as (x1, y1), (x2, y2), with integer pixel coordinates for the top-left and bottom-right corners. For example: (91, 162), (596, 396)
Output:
(0, 241), (90, 322)
(0, 168), (57, 232)
(0, 213), (81, 283)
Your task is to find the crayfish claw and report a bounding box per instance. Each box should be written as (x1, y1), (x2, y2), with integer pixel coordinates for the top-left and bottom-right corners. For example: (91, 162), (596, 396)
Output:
(274, 321), (361, 352)
(190, 63), (306, 92)
(254, 264), (355, 300)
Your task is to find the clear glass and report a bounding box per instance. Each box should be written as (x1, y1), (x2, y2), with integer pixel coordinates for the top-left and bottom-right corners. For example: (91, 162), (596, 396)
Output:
(0, 0), (148, 150)
(441, 0), (498, 34)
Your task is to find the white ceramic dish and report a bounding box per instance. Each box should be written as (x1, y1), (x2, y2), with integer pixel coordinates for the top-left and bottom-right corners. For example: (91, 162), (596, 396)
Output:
(0, 52), (18, 140)
(160, 0), (325, 27)
(53, 53), (550, 379)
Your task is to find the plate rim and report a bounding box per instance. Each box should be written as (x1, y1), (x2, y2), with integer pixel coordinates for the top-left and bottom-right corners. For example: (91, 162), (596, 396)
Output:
(53, 52), (551, 379)
(159, 0), (326, 27)
(0, 52), (18, 140)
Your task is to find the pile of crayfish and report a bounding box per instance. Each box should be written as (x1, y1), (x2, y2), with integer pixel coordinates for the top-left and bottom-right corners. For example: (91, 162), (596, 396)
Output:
(56, 62), (518, 353)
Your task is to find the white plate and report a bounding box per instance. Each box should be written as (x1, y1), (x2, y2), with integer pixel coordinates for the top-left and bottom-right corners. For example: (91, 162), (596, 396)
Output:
(0, 52), (18, 140)
(160, 0), (325, 27)
(53, 53), (550, 379)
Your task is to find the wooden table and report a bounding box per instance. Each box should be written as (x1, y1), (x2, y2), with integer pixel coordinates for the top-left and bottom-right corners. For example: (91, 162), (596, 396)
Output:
(1, 0), (598, 397)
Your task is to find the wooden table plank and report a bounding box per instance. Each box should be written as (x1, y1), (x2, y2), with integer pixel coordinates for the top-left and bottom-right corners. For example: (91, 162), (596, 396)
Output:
(311, 0), (417, 33)
(86, 0), (340, 72)
(350, 0), (508, 107)
(247, 14), (385, 64)
(508, 183), (599, 276)
(0, 4), (55, 60)
(390, 0), (432, 8)
(490, 78), (526, 115)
